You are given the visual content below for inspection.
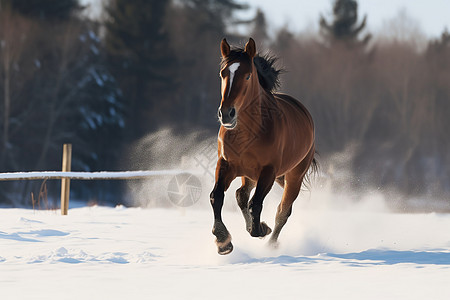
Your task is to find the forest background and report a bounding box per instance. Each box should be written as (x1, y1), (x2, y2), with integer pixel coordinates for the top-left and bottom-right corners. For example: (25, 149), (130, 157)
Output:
(1, 0), (449, 208)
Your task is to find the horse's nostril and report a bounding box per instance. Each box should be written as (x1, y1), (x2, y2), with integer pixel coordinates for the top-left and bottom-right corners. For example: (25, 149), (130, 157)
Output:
(218, 108), (223, 119)
(229, 108), (236, 118)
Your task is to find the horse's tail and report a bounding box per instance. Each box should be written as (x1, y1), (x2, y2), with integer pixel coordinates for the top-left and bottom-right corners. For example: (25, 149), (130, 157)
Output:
(310, 157), (319, 177)
(303, 153), (319, 190)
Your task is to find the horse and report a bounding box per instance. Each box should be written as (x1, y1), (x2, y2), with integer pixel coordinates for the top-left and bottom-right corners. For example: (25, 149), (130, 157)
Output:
(210, 37), (317, 255)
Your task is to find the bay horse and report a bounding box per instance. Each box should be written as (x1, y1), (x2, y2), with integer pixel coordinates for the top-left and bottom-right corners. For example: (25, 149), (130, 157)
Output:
(210, 38), (317, 255)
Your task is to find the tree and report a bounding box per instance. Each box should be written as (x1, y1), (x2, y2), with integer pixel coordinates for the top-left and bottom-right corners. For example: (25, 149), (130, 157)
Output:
(182, 0), (248, 30)
(164, 0), (249, 128)
(250, 9), (268, 47)
(0, 7), (124, 205)
(427, 28), (450, 55)
(104, 0), (175, 138)
(0, 0), (81, 21)
(320, 0), (371, 47)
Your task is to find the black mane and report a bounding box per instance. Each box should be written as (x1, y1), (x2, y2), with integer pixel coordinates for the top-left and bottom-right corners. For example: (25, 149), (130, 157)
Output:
(220, 48), (282, 93)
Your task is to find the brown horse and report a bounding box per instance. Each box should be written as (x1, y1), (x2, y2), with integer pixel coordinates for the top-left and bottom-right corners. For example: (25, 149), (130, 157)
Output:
(210, 38), (317, 255)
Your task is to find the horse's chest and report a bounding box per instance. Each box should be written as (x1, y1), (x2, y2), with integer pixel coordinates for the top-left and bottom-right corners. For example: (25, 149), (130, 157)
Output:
(221, 131), (255, 157)
(219, 130), (275, 178)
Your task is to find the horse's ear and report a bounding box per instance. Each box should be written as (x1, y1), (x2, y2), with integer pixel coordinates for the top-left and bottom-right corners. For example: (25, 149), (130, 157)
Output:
(244, 38), (256, 58)
(221, 38), (230, 58)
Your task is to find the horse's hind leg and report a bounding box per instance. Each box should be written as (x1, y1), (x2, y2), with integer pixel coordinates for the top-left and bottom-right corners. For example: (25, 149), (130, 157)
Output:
(236, 177), (255, 232)
(268, 174), (301, 246)
(269, 151), (314, 246)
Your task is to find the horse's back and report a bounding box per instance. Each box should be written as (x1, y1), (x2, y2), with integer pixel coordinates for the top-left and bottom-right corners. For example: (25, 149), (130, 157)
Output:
(274, 93), (314, 127)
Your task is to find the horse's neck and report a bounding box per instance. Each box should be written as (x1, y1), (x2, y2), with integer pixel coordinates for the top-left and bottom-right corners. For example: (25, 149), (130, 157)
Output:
(242, 63), (265, 132)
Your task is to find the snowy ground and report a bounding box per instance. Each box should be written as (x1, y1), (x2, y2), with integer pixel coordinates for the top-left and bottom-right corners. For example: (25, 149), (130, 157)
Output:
(2, 191), (450, 300)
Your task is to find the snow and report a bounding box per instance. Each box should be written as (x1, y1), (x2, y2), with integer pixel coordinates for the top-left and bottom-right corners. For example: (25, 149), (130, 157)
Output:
(2, 200), (450, 300)
(90, 68), (103, 86)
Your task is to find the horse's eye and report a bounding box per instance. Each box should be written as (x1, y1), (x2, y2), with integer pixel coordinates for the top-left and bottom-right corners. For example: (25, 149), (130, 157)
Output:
(246, 74), (251, 80)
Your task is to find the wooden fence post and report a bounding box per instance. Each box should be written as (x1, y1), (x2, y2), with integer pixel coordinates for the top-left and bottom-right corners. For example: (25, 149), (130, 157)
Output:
(60, 144), (72, 215)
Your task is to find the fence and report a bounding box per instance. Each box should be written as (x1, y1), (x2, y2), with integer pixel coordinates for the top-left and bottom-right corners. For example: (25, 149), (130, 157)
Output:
(0, 144), (191, 215)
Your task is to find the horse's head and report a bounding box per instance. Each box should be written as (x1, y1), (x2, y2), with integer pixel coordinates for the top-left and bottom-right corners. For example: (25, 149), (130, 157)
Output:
(218, 38), (257, 130)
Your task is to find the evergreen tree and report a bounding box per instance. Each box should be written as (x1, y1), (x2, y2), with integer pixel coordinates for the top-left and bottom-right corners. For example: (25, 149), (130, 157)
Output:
(164, 0), (248, 128)
(0, 6), (124, 205)
(104, 0), (175, 138)
(427, 28), (450, 55)
(0, 0), (81, 20)
(320, 0), (371, 47)
(183, 0), (248, 30)
(273, 27), (296, 52)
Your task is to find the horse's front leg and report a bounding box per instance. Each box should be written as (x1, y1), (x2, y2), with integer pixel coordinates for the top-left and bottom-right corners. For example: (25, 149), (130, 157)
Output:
(248, 165), (276, 238)
(210, 158), (236, 255)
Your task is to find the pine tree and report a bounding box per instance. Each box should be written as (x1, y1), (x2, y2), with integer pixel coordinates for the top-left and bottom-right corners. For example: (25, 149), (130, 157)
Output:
(0, 5), (124, 204)
(104, 0), (175, 137)
(320, 0), (371, 47)
(164, 0), (248, 127)
(0, 0), (81, 20)
(183, 0), (248, 29)
(427, 28), (450, 55)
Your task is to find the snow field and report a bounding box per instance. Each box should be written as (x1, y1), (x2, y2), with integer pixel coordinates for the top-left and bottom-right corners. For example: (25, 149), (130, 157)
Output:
(2, 195), (450, 300)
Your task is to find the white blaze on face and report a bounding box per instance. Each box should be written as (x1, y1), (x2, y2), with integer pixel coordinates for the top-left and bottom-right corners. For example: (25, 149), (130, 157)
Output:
(227, 62), (240, 97)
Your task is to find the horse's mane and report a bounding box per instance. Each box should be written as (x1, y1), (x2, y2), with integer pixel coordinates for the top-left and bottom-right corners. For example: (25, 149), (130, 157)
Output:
(220, 48), (282, 93)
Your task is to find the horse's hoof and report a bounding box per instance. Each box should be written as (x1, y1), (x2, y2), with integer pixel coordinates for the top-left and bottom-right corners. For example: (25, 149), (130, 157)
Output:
(217, 241), (233, 255)
(249, 227), (259, 237)
(214, 227), (233, 255)
(259, 222), (272, 238)
(250, 222), (272, 238)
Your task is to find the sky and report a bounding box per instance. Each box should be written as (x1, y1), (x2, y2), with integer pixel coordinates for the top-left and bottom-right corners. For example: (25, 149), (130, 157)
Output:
(82, 0), (450, 39)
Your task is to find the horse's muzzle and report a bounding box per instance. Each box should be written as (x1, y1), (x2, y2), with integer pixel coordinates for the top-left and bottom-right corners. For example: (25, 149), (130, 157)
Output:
(218, 107), (237, 129)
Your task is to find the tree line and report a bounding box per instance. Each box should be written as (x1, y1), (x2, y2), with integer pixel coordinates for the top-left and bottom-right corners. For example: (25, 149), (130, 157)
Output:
(274, 0), (450, 200)
(0, 0), (449, 206)
(0, 0), (249, 205)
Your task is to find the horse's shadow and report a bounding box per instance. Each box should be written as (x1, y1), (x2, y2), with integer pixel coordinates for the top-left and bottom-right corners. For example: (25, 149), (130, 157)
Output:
(328, 249), (450, 266)
(231, 249), (450, 266)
